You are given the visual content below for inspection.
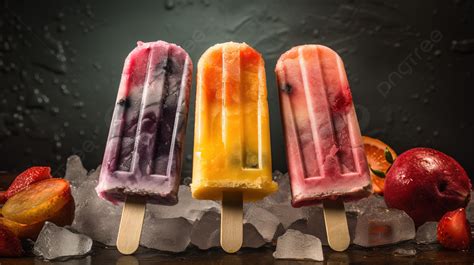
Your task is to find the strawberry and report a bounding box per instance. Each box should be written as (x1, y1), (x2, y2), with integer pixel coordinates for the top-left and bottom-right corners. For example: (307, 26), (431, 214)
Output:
(0, 224), (23, 257)
(0, 191), (6, 204)
(5, 167), (52, 199)
(437, 208), (471, 250)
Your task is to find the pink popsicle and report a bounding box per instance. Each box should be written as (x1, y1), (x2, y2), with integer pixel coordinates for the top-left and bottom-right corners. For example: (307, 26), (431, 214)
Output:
(275, 45), (371, 207)
(96, 41), (192, 205)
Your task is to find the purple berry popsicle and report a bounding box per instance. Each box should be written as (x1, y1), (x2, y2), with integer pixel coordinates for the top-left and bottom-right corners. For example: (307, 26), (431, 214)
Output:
(96, 41), (192, 205)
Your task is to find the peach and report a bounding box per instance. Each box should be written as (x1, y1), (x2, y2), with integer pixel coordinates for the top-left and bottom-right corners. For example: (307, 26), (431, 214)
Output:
(2, 179), (74, 226)
(0, 198), (74, 240)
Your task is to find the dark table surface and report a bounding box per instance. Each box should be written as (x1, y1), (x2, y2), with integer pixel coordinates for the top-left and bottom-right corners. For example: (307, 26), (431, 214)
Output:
(0, 0), (474, 182)
(1, 243), (474, 265)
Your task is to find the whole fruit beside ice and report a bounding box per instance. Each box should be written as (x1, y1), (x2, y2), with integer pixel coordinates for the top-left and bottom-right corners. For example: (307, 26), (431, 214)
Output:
(384, 148), (471, 226)
(437, 208), (471, 250)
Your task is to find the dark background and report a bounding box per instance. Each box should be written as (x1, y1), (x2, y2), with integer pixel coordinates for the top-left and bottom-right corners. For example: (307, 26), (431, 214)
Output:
(0, 0), (473, 182)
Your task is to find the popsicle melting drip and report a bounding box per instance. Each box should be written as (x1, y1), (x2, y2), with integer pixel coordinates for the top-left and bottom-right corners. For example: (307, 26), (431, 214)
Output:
(96, 41), (192, 205)
(276, 45), (371, 207)
(192, 42), (277, 202)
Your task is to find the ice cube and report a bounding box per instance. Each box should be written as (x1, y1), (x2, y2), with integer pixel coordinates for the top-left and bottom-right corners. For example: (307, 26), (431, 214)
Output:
(64, 155), (88, 189)
(243, 223), (266, 248)
(292, 206), (358, 246)
(189, 210), (267, 249)
(345, 194), (387, 215)
(140, 214), (192, 252)
(252, 171), (306, 229)
(244, 205), (282, 242)
(353, 207), (415, 247)
(392, 246), (417, 256)
(301, 206), (328, 245)
(273, 229), (324, 261)
(147, 185), (220, 222)
(69, 164), (121, 246)
(190, 211), (220, 249)
(415, 222), (438, 244)
(267, 171), (291, 204)
(34, 222), (92, 260)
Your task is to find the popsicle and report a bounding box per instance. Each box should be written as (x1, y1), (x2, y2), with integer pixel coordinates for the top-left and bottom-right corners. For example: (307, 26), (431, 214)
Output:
(275, 45), (371, 251)
(191, 42), (277, 253)
(96, 41), (192, 254)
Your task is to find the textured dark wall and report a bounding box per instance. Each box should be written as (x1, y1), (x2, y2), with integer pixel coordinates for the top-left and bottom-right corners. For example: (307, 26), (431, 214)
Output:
(0, 0), (473, 182)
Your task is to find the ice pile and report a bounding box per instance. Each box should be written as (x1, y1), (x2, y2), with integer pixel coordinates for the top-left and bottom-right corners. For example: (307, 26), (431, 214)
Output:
(353, 207), (416, 247)
(65, 156), (287, 252)
(273, 229), (324, 261)
(415, 222), (438, 244)
(34, 222), (92, 260)
(64, 156), (422, 253)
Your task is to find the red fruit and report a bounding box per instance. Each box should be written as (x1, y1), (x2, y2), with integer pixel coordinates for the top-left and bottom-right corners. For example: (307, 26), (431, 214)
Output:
(437, 208), (471, 250)
(5, 167), (52, 199)
(384, 148), (471, 226)
(0, 191), (6, 204)
(0, 224), (23, 257)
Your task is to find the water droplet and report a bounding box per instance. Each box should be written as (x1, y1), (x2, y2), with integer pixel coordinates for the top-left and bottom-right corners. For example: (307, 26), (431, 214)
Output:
(433, 130), (439, 137)
(74, 101), (84, 109)
(3, 41), (11, 51)
(416, 126), (422, 133)
(60, 84), (70, 95)
(164, 0), (175, 10)
(34, 73), (44, 84)
(185, 154), (192, 162)
(401, 116), (409, 124)
(92, 62), (102, 70)
(393, 42), (401, 48)
(57, 24), (66, 33)
(182, 176), (192, 186)
(312, 29), (320, 38)
(56, 12), (65, 21)
(24, 148), (32, 155)
(423, 98), (429, 104)
(451, 39), (474, 53)
(63, 122), (69, 128)
(50, 106), (60, 115)
(434, 49), (441, 57)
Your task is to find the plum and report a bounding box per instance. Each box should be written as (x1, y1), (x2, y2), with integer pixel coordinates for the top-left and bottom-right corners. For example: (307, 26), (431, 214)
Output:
(384, 148), (471, 226)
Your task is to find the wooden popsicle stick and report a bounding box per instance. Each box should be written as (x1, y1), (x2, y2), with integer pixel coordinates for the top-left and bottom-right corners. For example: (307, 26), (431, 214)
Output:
(117, 196), (146, 255)
(221, 191), (243, 253)
(323, 199), (350, 252)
